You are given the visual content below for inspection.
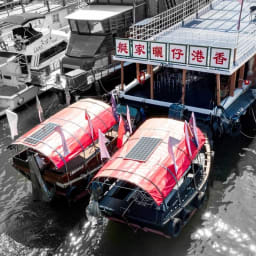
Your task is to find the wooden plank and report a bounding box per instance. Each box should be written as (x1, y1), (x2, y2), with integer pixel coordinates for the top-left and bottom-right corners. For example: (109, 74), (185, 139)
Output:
(229, 71), (236, 96)
(150, 65), (154, 99)
(238, 64), (245, 88)
(216, 74), (221, 105)
(121, 61), (124, 90)
(181, 69), (186, 104)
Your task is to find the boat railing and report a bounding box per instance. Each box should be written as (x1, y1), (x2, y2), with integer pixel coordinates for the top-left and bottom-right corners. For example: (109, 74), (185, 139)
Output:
(129, 0), (213, 40)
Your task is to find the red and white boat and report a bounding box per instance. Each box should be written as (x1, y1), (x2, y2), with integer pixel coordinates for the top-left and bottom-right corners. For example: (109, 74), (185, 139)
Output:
(88, 117), (212, 237)
(10, 98), (118, 202)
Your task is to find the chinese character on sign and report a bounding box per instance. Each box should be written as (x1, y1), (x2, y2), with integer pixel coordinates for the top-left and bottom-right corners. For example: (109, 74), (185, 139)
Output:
(213, 52), (227, 65)
(152, 46), (163, 58)
(117, 42), (128, 54)
(171, 48), (184, 60)
(210, 48), (230, 69)
(169, 44), (187, 63)
(134, 44), (146, 56)
(151, 42), (166, 61)
(191, 50), (205, 63)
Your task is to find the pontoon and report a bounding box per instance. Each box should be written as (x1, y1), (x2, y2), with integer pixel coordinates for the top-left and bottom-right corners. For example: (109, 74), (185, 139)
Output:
(113, 0), (256, 137)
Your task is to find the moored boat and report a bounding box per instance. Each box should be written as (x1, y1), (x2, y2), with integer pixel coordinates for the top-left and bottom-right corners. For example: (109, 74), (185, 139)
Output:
(88, 117), (212, 238)
(9, 98), (118, 202)
(0, 12), (69, 117)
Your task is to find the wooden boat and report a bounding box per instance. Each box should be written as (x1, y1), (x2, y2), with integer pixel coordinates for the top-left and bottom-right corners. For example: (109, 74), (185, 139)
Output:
(113, 0), (256, 137)
(9, 98), (118, 202)
(88, 117), (212, 238)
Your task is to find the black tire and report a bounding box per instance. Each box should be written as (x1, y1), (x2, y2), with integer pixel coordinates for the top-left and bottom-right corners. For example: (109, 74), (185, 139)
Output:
(181, 208), (191, 224)
(193, 192), (205, 209)
(167, 218), (182, 238)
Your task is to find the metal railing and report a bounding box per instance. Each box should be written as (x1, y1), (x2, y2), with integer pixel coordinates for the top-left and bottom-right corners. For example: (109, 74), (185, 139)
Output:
(129, 0), (213, 40)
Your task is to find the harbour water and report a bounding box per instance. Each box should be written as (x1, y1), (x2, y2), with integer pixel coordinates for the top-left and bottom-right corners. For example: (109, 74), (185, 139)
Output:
(0, 93), (256, 256)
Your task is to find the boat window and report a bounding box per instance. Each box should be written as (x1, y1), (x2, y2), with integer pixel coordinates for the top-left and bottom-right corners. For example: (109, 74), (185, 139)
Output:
(77, 20), (90, 34)
(26, 55), (32, 64)
(53, 13), (60, 24)
(76, 20), (104, 34)
(39, 41), (67, 64)
(88, 21), (104, 34)
(69, 20), (78, 32)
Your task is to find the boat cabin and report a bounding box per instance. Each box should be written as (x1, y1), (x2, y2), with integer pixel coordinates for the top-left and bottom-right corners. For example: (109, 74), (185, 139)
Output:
(61, 4), (135, 74)
(114, 0), (256, 136)
(10, 99), (118, 202)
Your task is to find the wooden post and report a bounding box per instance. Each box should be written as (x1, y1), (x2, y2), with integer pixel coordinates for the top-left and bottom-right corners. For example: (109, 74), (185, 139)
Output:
(233, 48), (237, 65)
(181, 69), (186, 104)
(147, 64), (150, 75)
(150, 65), (154, 99)
(238, 64), (245, 88)
(229, 71), (236, 96)
(136, 63), (140, 80)
(216, 74), (221, 106)
(121, 61), (124, 91)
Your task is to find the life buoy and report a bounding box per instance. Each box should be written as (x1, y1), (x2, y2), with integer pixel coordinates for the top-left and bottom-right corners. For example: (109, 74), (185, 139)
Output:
(138, 71), (146, 85)
(244, 80), (250, 85)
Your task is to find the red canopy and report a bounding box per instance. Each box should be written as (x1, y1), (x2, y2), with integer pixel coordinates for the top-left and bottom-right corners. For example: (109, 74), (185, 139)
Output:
(13, 99), (116, 169)
(94, 118), (205, 206)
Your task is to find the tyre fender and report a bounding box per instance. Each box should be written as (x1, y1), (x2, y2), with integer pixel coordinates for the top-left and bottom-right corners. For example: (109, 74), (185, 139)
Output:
(167, 218), (182, 237)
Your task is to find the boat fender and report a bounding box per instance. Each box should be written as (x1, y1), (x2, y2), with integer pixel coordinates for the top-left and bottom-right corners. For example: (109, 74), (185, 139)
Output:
(18, 97), (24, 105)
(138, 71), (146, 85)
(167, 218), (182, 237)
(193, 192), (205, 209)
(181, 208), (191, 224)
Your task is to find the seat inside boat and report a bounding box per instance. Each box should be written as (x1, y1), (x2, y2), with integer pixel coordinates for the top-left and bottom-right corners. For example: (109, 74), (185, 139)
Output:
(13, 25), (42, 46)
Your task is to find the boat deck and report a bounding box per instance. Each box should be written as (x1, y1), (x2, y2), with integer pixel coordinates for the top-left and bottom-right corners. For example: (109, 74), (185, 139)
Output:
(0, 84), (26, 96)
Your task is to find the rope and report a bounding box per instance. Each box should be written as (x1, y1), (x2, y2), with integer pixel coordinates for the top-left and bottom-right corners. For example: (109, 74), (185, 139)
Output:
(239, 107), (256, 139)
(240, 130), (256, 139)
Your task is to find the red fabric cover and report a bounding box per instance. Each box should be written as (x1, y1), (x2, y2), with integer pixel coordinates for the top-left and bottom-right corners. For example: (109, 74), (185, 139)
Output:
(117, 116), (125, 148)
(94, 118), (205, 206)
(13, 99), (116, 169)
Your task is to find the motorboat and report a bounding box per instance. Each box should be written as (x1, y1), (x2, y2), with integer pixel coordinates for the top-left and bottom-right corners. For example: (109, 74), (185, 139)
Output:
(0, 12), (69, 117)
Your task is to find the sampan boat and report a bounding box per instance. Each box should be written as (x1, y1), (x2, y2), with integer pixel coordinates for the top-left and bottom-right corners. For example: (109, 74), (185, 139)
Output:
(10, 98), (117, 202)
(88, 117), (212, 237)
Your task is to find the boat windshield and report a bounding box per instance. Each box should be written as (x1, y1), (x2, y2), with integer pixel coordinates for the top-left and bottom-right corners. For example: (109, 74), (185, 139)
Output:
(70, 19), (104, 34)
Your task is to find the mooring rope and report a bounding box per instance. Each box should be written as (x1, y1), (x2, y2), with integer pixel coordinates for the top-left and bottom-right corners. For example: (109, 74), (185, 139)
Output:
(240, 107), (256, 139)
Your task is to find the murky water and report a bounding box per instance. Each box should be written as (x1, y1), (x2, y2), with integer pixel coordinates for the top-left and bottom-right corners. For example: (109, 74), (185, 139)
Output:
(0, 93), (256, 256)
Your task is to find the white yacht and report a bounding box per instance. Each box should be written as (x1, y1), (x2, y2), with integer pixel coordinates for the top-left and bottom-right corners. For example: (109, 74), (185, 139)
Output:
(0, 13), (69, 116)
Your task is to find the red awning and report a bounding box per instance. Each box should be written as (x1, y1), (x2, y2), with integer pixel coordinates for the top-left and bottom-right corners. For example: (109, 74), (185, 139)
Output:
(94, 118), (205, 206)
(13, 99), (116, 169)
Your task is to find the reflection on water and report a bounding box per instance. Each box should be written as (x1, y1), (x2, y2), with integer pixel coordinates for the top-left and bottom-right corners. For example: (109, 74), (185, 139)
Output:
(0, 94), (256, 255)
